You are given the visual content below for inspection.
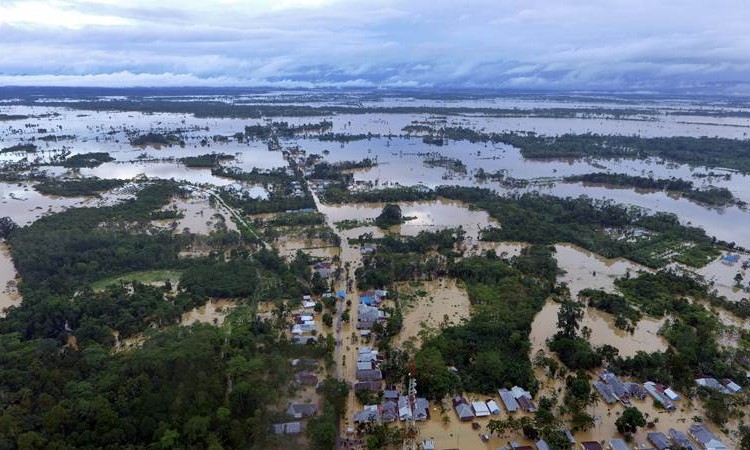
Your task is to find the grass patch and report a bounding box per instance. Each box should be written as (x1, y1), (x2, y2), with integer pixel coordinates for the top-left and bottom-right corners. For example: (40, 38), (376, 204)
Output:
(92, 269), (183, 291)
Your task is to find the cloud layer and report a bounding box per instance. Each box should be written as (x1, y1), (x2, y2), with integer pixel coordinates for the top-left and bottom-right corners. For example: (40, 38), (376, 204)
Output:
(0, 0), (748, 90)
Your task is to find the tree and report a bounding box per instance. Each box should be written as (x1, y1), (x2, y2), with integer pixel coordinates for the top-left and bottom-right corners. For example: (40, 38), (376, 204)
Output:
(615, 407), (646, 434)
(557, 299), (584, 338)
(375, 204), (403, 229)
(0, 216), (18, 239)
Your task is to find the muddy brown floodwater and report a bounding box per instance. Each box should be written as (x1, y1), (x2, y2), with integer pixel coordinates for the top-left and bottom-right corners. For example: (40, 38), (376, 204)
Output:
(181, 299), (236, 326)
(395, 279), (471, 348)
(0, 242), (21, 315)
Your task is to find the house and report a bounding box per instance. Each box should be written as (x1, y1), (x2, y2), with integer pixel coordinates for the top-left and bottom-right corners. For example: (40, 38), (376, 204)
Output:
(486, 399), (501, 415)
(608, 439), (631, 450)
(452, 396), (474, 421)
(360, 243), (377, 255)
(380, 401), (398, 422)
(625, 382), (647, 400)
(398, 396), (413, 421)
(563, 429), (576, 445)
(536, 440), (551, 450)
(354, 406), (380, 424)
(357, 304), (385, 330)
(357, 361), (374, 371)
(510, 386), (537, 412)
(581, 442), (603, 450)
(356, 369), (383, 381)
(644, 381), (675, 410)
(721, 379), (742, 393)
(302, 300), (316, 309)
(357, 347), (379, 363)
(668, 428), (700, 450)
(354, 381), (382, 392)
(286, 403), (317, 419)
(383, 389), (399, 400)
(647, 431), (672, 450)
(313, 262), (332, 278)
(471, 400), (490, 417)
(272, 422), (302, 435)
(601, 371), (630, 404)
(696, 378), (730, 394)
(498, 388), (519, 412)
(414, 397), (430, 421)
(594, 380), (618, 404)
(688, 423), (728, 450)
(664, 388), (680, 401)
(423, 440), (436, 450)
(337, 290), (346, 299)
(295, 371), (318, 386)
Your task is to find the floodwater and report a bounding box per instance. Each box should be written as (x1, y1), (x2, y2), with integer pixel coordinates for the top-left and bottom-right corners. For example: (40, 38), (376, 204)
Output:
(555, 243), (652, 296)
(181, 299), (236, 326)
(157, 193), (239, 235)
(395, 279), (471, 348)
(529, 300), (668, 359)
(0, 242), (20, 314)
(689, 251), (749, 302)
(316, 199), (497, 242)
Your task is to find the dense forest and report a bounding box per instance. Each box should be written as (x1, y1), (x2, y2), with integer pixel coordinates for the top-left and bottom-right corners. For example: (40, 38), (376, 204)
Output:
(0, 177), (335, 449)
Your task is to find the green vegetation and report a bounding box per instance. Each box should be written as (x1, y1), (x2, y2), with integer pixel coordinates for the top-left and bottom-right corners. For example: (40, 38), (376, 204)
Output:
(436, 186), (722, 268)
(565, 172), (738, 207)
(180, 153), (235, 168)
(244, 120), (332, 139)
(354, 228), (464, 289)
(130, 132), (184, 147)
(321, 185), (435, 204)
(415, 245), (559, 398)
(615, 407), (646, 434)
(58, 152), (115, 168)
(0, 143), (37, 153)
(606, 271), (743, 392)
(375, 204), (404, 229)
(579, 288), (642, 331)
(91, 269), (183, 291)
(422, 153), (467, 174)
(215, 167), (316, 214)
(34, 178), (126, 197)
(407, 125), (750, 172)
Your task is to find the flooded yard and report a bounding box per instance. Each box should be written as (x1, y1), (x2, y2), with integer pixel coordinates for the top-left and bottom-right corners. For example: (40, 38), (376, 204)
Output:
(181, 299), (237, 326)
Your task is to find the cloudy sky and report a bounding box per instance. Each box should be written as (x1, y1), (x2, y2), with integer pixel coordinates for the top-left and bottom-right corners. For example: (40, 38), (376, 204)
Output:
(0, 0), (748, 90)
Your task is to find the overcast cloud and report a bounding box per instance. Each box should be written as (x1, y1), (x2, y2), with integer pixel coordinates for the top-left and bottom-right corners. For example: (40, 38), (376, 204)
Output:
(0, 0), (748, 90)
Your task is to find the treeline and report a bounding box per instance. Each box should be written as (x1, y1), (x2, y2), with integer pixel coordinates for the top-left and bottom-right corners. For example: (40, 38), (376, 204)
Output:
(33, 178), (126, 197)
(409, 125), (750, 173)
(56, 152), (115, 168)
(244, 120), (333, 139)
(320, 185), (435, 204)
(564, 172), (693, 191)
(564, 172), (737, 207)
(434, 185), (721, 268)
(130, 132), (184, 147)
(180, 153), (235, 168)
(318, 133), (378, 142)
(415, 246), (558, 398)
(1, 143), (38, 153)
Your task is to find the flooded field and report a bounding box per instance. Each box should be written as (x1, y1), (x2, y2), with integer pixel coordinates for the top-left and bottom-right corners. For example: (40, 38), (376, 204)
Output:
(396, 279), (471, 348)
(316, 199), (496, 242)
(555, 243), (652, 295)
(530, 299), (668, 358)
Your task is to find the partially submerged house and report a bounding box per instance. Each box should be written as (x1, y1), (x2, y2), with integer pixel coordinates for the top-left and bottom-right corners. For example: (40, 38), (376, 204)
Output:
(608, 438), (631, 450)
(644, 381), (675, 410)
(471, 400), (490, 417)
(581, 442), (604, 450)
(486, 399), (501, 415)
(498, 388), (519, 412)
(286, 403), (317, 419)
(452, 396), (474, 421)
(647, 431), (672, 450)
(593, 380), (618, 404)
(668, 428), (700, 450)
(295, 371), (318, 386)
(688, 423), (728, 450)
(272, 422), (302, 435)
(356, 369), (383, 381)
(510, 386), (537, 412)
